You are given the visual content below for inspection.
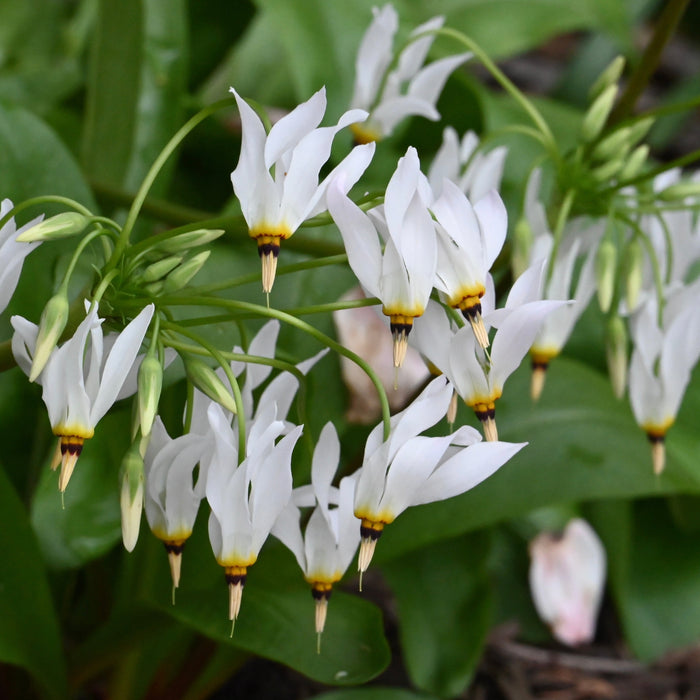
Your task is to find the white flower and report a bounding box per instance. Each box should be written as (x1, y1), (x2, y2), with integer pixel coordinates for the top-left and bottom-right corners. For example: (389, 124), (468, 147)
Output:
(412, 268), (565, 440)
(0, 199), (42, 314)
(353, 376), (525, 576)
(272, 422), (360, 638)
(431, 180), (507, 347)
(628, 282), (700, 473)
(328, 146), (437, 368)
(427, 128), (507, 202)
(11, 302), (154, 491)
(529, 518), (606, 647)
(143, 417), (212, 588)
(230, 86), (374, 293)
(349, 6), (470, 143)
(205, 401), (303, 623)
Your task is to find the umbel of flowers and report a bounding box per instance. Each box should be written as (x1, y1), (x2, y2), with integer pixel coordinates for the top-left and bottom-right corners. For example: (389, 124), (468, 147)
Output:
(3, 2), (700, 662)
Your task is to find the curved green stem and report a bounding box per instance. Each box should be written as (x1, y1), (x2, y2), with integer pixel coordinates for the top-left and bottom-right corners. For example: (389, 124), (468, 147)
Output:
(160, 296), (393, 441)
(105, 97), (237, 272)
(436, 28), (557, 155)
(59, 228), (114, 293)
(92, 269), (120, 306)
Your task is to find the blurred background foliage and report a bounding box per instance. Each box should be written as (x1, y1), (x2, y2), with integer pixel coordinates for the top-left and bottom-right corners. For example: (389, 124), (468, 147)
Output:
(1, 0), (700, 698)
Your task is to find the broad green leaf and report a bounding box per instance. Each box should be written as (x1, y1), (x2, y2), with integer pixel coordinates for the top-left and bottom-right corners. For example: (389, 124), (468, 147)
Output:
(82, 0), (142, 186)
(157, 583), (390, 685)
(315, 689), (442, 700)
(373, 357), (700, 564)
(381, 531), (494, 697)
(591, 498), (700, 661)
(31, 408), (131, 569)
(0, 466), (67, 699)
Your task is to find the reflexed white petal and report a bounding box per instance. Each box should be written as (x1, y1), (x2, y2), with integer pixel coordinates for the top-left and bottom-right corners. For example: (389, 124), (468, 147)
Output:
(409, 300), (454, 377)
(414, 440), (526, 505)
(271, 501), (306, 572)
(336, 475), (361, 572)
(428, 127), (461, 195)
(311, 422), (341, 515)
(407, 53), (471, 106)
(431, 178), (482, 256)
(384, 147), (421, 241)
(11, 315), (39, 379)
(397, 15), (444, 78)
(463, 147), (507, 202)
(371, 95), (442, 137)
(304, 506), (340, 580)
(628, 349), (663, 426)
(475, 190), (508, 271)
(448, 327), (489, 400)
(89, 304), (154, 425)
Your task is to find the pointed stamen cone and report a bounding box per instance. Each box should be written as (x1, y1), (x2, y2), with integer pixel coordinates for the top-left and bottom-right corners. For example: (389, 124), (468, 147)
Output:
(389, 316), (414, 369)
(257, 236), (281, 294)
(228, 581), (244, 623)
(58, 437), (84, 492)
(468, 312), (490, 349)
(447, 389), (458, 426)
(651, 439), (666, 475)
(392, 332), (408, 368)
(50, 439), (62, 471)
(482, 416), (498, 442)
(168, 551), (183, 589)
(531, 366), (547, 401)
(357, 538), (377, 585)
(315, 597), (328, 637)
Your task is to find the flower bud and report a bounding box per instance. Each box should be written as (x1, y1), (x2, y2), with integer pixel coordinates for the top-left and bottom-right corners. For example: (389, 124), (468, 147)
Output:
(591, 126), (631, 162)
(617, 144), (649, 182)
(512, 217), (534, 279)
(529, 518), (606, 646)
(606, 315), (628, 399)
(595, 239), (617, 313)
(138, 255), (183, 284)
(153, 228), (225, 254)
(588, 56), (625, 101)
(137, 354), (163, 437)
(29, 292), (70, 382)
(580, 84), (618, 143)
(184, 356), (238, 415)
(120, 444), (145, 552)
(624, 238), (644, 311)
(161, 250), (210, 293)
(657, 181), (700, 202)
(16, 212), (89, 242)
(625, 116), (654, 147)
(590, 157), (625, 183)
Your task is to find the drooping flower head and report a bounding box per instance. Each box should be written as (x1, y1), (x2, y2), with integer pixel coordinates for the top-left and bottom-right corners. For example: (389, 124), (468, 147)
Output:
(328, 146), (437, 368)
(272, 422), (360, 644)
(628, 282), (700, 474)
(529, 518), (607, 647)
(144, 417), (212, 590)
(12, 302), (155, 492)
(205, 401), (302, 626)
(230, 86), (374, 293)
(353, 376), (525, 577)
(349, 5), (471, 143)
(0, 198), (43, 315)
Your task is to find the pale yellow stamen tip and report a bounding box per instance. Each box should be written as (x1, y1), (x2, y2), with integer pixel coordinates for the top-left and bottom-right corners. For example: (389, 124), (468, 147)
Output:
(447, 390), (458, 426)
(315, 598), (328, 637)
(261, 252), (278, 295)
(482, 416), (498, 442)
(228, 581), (244, 624)
(358, 538), (377, 579)
(531, 366), (547, 401)
(58, 452), (80, 493)
(168, 551), (182, 590)
(651, 440), (666, 475)
(468, 313), (490, 349)
(392, 333), (408, 368)
(50, 439), (62, 471)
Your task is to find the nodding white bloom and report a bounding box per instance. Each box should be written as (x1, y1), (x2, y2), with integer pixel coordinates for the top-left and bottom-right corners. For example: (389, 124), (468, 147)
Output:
(428, 128), (507, 202)
(353, 376), (525, 577)
(328, 146), (437, 368)
(205, 401), (303, 625)
(412, 269), (565, 441)
(431, 180), (507, 348)
(12, 302), (154, 492)
(144, 417), (212, 590)
(529, 518), (607, 647)
(628, 283), (700, 474)
(333, 287), (430, 424)
(0, 198), (43, 315)
(189, 319), (327, 436)
(349, 5), (471, 143)
(272, 422), (360, 641)
(230, 86), (374, 293)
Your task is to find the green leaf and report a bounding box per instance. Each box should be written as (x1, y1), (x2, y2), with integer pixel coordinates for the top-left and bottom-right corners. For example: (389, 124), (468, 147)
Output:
(374, 357), (700, 564)
(0, 466), (67, 699)
(31, 408), (131, 569)
(381, 531), (494, 697)
(591, 498), (700, 661)
(157, 583), (390, 685)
